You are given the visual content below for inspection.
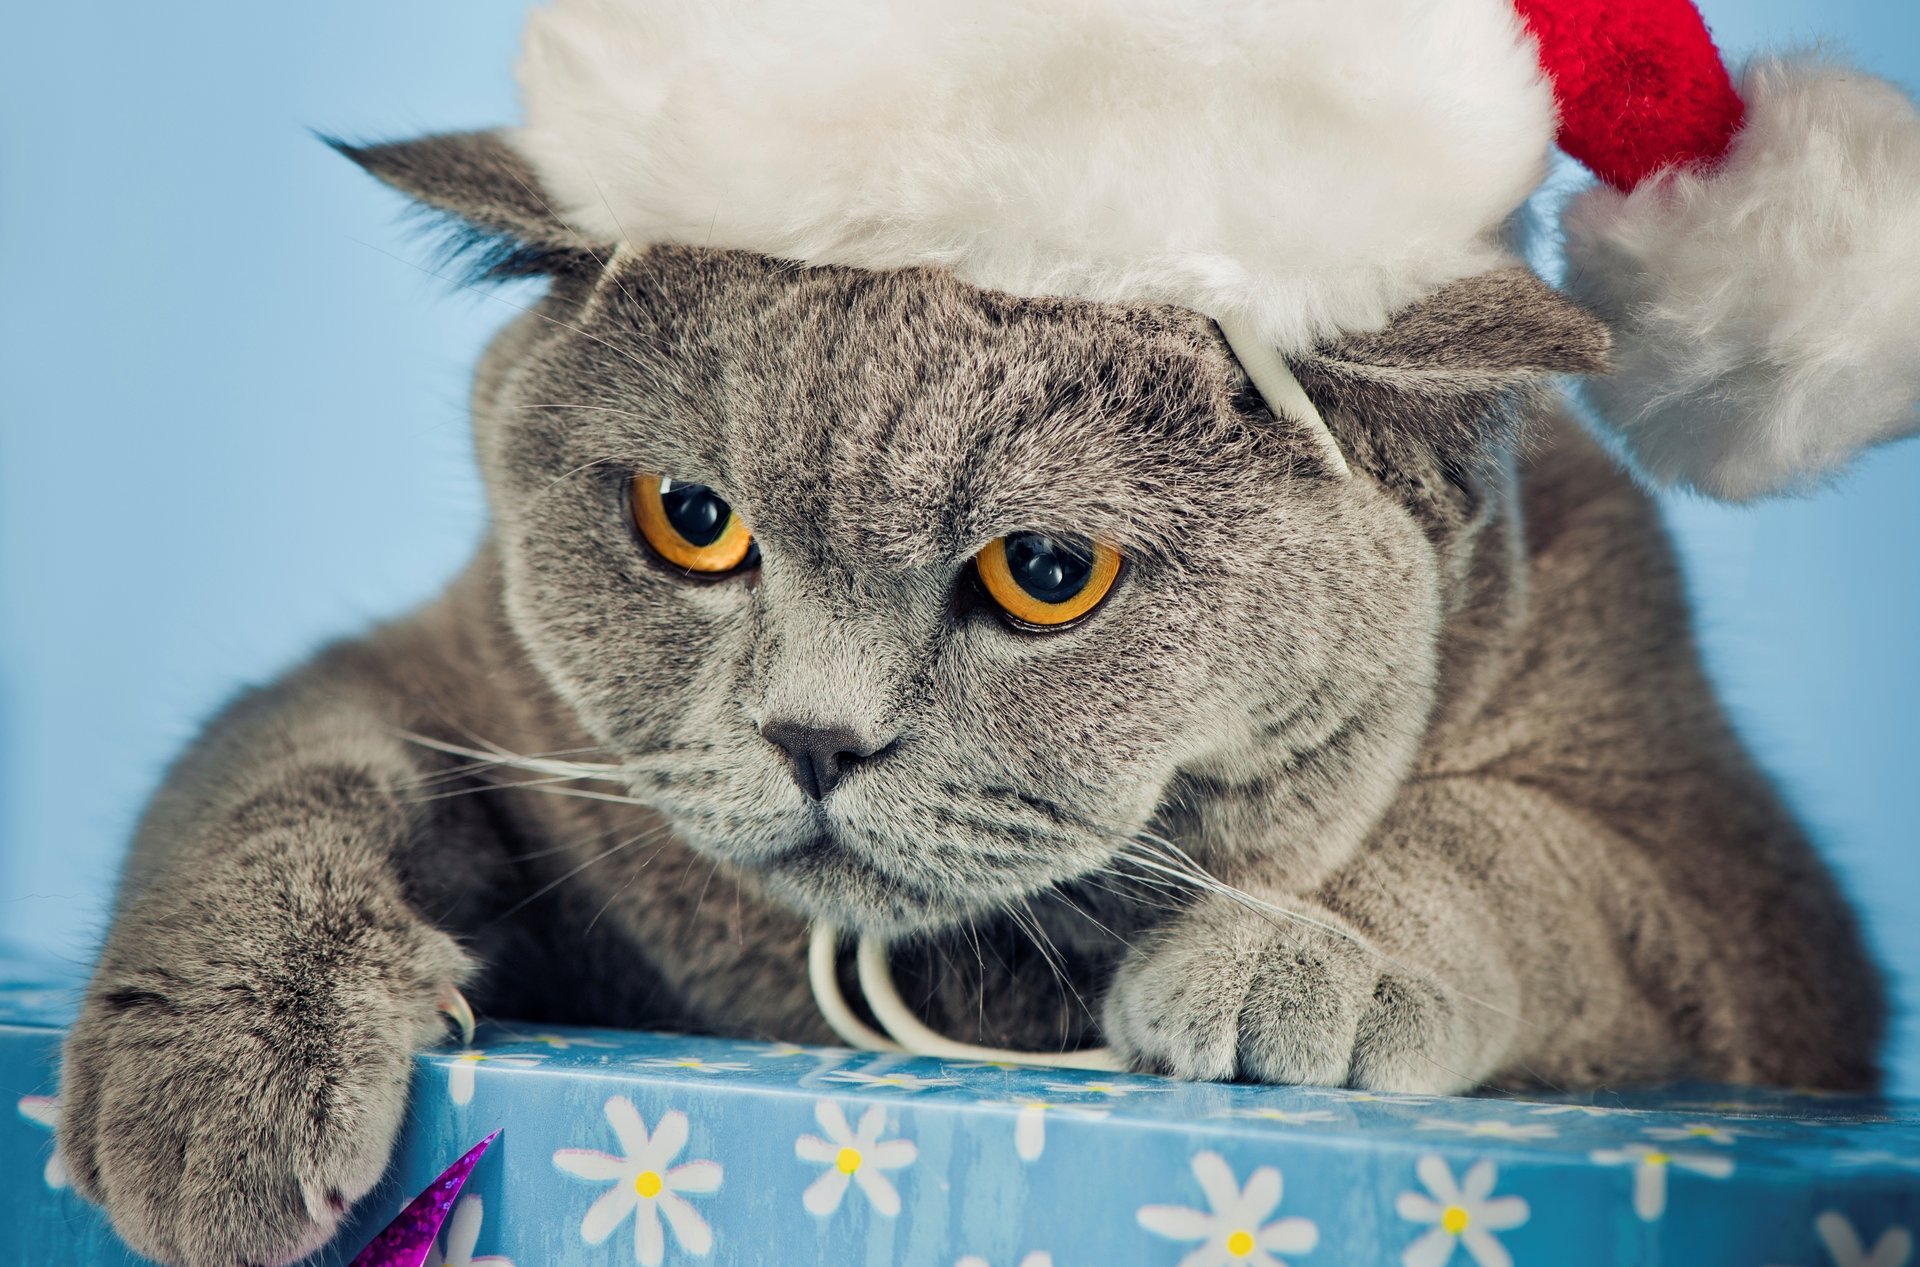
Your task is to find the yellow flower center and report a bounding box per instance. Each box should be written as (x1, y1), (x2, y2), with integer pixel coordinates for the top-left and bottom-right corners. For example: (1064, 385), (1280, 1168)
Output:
(458, 1053), (486, 1065)
(1225, 1229), (1256, 1258)
(1687, 1126), (1718, 1137)
(836, 1147), (863, 1174)
(634, 1170), (663, 1199)
(1442, 1205), (1471, 1235)
(1644, 1151), (1671, 1166)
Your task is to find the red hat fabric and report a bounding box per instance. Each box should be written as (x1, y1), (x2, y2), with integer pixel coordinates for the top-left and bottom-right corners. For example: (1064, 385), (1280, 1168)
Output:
(1514, 0), (1746, 190)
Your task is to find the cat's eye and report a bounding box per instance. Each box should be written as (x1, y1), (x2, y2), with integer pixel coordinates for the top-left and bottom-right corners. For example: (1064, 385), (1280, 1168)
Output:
(630, 473), (758, 574)
(974, 531), (1122, 629)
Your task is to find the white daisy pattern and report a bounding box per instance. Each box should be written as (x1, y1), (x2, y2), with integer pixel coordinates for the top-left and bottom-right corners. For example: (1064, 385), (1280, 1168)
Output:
(1214, 1108), (1341, 1126)
(520, 1032), (617, 1051)
(447, 1050), (549, 1106)
(552, 1097), (723, 1265)
(1816, 1210), (1914, 1267)
(1836, 1151), (1920, 1171)
(1396, 1156), (1528, 1267)
(956, 1254), (1054, 1267)
(635, 1056), (753, 1075)
(733, 1042), (820, 1059)
(983, 1098), (1113, 1162)
(15, 1095), (68, 1189)
(1040, 1078), (1158, 1100)
(424, 1195), (515, 1267)
(1137, 1151), (1318, 1267)
(1416, 1119), (1557, 1141)
(820, 1069), (957, 1092)
(1671, 1098), (1766, 1115)
(796, 1100), (917, 1217)
(1528, 1104), (1631, 1119)
(1303, 1089), (1437, 1107)
(1587, 1140), (1733, 1220)
(1642, 1123), (1744, 1146)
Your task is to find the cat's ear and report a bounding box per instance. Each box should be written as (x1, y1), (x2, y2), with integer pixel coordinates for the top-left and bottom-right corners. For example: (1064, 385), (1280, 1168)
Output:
(1293, 267), (1611, 490)
(326, 129), (609, 279)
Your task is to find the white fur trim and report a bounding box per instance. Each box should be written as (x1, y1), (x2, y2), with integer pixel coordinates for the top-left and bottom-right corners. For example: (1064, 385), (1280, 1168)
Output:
(1566, 54), (1920, 501)
(513, 0), (1554, 352)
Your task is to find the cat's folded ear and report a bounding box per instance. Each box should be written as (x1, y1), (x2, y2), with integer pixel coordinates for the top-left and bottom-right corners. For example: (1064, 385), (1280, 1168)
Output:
(1293, 268), (1611, 486)
(325, 130), (610, 280)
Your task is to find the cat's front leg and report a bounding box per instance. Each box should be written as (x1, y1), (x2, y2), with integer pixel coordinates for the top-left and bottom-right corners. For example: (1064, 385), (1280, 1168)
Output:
(58, 699), (477, 1267)
(1102, 887), (1514, 1093)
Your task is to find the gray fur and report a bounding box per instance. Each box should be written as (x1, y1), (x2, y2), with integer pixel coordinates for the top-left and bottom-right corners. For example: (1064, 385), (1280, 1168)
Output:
(59, 131), (1884, 1266)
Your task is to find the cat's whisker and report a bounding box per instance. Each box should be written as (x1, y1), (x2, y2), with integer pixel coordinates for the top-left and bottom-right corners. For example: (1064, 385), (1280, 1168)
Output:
(1005, 899), (1099, 1031)
(533, 451), (626, 501)
(586, 835), (680, 935)
(1044, 887), (1138, 952)
(402, 727), (587, 765)
(399, 731), (629, 783)
(962, 916), (987, 1033)
(687, 855), (724, 931)
(483, 820), (676, 928)
(501, 781), (659, 809)
(398, 739), (618, 781)
(402, 771), (614, 805)
(1077, 872), (1187, 918)
(510, 817), (658, 865)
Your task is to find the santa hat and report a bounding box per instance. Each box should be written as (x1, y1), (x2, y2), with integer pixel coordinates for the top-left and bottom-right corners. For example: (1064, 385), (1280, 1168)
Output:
(510, 0), (1920, 501)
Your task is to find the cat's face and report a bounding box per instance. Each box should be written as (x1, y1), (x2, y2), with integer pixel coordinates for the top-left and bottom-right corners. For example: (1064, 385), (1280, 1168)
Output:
(345, 132), (1607, 934)
(474, 247), (1445, 932)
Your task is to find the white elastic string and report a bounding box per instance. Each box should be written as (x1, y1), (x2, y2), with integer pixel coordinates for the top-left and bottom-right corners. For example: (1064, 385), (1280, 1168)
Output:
(855, 935), (1125, 1071)
(1215, 316), (1350, 478)
(808, 922), (1123, 1070)
(808, 922), (901, 1052)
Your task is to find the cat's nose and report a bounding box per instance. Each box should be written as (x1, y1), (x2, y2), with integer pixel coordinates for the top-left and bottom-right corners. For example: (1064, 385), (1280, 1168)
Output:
(761, 720), (893, 801)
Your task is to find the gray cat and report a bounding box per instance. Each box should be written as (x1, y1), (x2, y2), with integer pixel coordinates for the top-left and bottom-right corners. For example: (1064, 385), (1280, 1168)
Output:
(56, 132), (1884, 1267)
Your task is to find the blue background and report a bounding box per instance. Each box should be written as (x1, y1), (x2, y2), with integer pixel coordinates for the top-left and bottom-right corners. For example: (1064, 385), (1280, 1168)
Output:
(2, 2), (1915, 1086)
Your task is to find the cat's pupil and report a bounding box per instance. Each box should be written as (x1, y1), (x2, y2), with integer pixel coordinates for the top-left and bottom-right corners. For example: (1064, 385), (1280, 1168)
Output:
(1004, 532), (1094, 604)
(659, 478), (731, 547)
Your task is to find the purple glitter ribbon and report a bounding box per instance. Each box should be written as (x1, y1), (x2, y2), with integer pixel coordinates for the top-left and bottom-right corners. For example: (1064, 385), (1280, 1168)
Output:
(349, 1130), (500, 1267)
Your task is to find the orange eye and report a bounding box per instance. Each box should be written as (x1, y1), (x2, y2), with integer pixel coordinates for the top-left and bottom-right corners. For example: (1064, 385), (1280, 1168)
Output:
(975, 531), (1122, 628)
(630, 473), (757, 574)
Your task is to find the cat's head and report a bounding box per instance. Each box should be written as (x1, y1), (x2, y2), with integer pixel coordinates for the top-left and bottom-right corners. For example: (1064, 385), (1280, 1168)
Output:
(341, 132), (1608, 934)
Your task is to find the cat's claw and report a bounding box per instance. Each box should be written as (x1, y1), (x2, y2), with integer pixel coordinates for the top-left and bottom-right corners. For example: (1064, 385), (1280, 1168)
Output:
(437, 984), (476, 1047)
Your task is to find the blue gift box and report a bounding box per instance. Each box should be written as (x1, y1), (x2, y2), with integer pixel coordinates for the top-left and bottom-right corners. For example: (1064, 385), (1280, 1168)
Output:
(4, 949), (1917, 1266)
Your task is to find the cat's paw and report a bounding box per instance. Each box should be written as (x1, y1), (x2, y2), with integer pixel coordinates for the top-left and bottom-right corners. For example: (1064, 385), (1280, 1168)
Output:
(1103, 894), (1490, 1094)
(57, 902), (469, 1267)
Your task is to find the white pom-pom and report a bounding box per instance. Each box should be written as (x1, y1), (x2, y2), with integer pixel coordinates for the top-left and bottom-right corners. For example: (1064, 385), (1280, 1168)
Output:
(1565, 54), (1920, 501)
